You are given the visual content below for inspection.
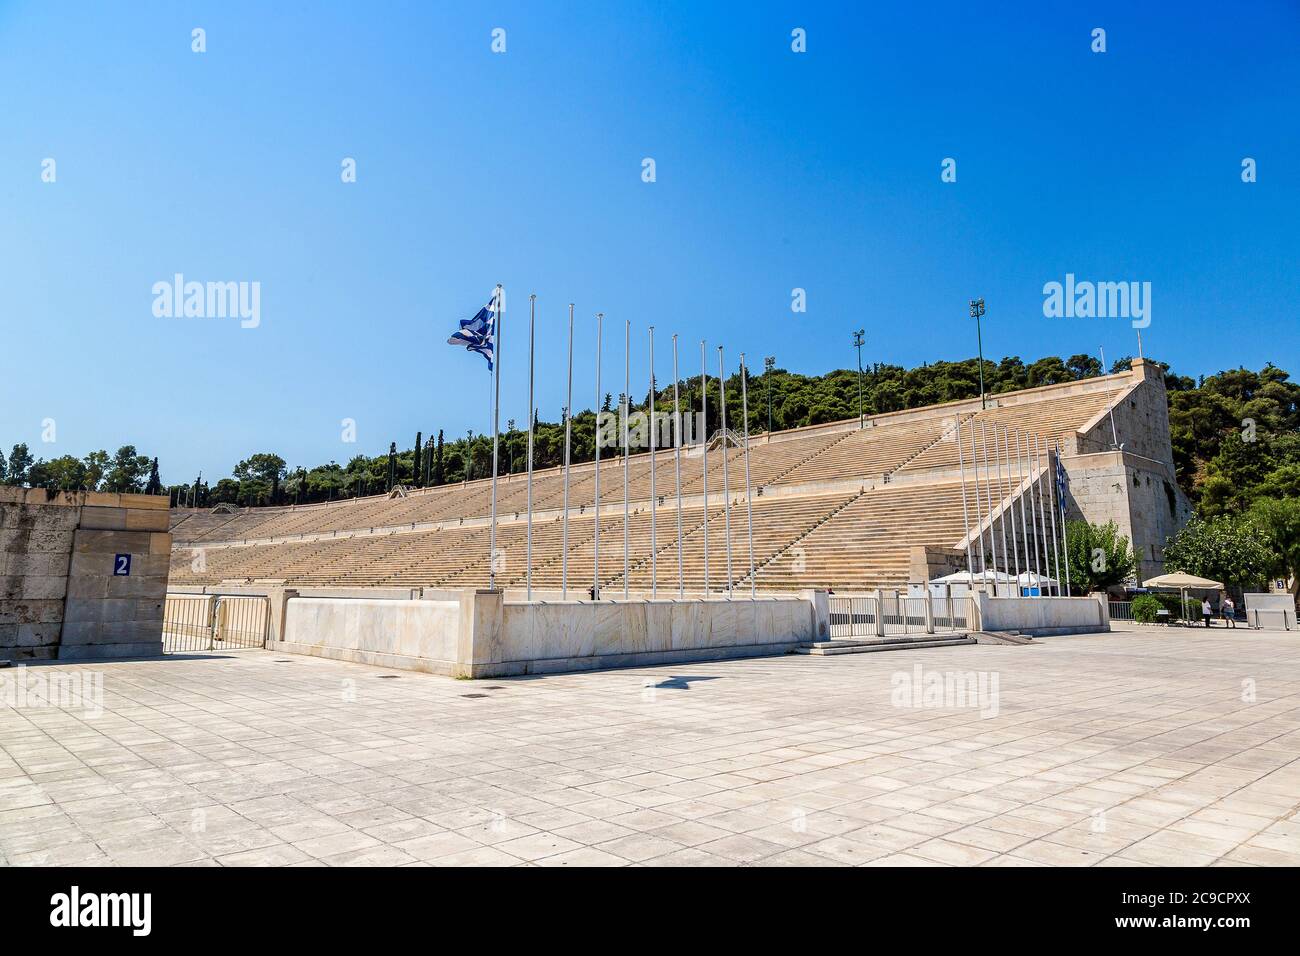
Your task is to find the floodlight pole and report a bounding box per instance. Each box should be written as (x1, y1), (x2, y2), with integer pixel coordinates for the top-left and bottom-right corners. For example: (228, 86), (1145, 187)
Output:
(852, 330), (865, 428)
(764, 356), (775, 434)
(970, 298), (986, 410)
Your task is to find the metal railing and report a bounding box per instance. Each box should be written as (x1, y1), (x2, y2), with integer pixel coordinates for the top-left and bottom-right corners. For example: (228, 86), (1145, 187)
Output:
(1108, 600), (1133, 621)
(829, 595), (972, 639)
(163, 594), (270, 653)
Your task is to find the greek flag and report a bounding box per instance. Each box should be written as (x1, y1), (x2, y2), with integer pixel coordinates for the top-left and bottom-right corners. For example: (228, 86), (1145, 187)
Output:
(1055, 444), (1068, 512)
(447, 290), (499, 370)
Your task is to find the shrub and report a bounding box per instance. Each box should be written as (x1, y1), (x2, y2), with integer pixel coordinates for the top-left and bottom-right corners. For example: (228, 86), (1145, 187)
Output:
(1131, 594), (1162, 624)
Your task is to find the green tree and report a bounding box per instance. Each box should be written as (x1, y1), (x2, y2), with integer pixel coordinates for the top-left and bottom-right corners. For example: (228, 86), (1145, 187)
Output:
(1063, 520), (1136, 594)
(6, 443), (34, 485)
(433, 430), (445, 485)
(29, 455), (88, 491)
(82, 450), (110, 491)
(144, 457), (162, 495)
(1249, 498), (1300, 593)
(1163, 514), (1274, 589)
(104, 446), (150, 493)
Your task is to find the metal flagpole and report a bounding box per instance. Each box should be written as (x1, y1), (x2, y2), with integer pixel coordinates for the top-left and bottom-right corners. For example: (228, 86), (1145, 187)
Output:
(1043, 435), (1063, 597)
(1017, 428), (1033, 588)
(1035, 436), (1054, 595)
(1057, 440), (1072, 596)
(623, 318), (630, 599)
(526, 294), (536, 600)
(968, 417), (986, 579)
(648, 326), (657, 599)
(1003, 425), (1021, 585)
(672, 335), (684, 598)
(994, 420), (1009, 594)
(701, 341), (709, 596)
(718, 346), (733, 595)
(593, 313), (603, 599)
(561, 303), (574, 599)
(956, 418), (975, 583)
(739, 353), (756, 597)
(979, 421), (998, 591)
(489, 284), (502, 591)
(1029, 433), (1045, 589)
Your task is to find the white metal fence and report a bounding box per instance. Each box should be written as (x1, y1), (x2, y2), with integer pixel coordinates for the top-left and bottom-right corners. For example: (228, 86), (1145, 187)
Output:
(163, 594), (270, 653)
(829, 595), (972, 639)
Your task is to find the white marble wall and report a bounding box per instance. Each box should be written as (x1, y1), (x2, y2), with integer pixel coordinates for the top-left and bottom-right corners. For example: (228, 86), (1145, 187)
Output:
(283, 597), (460, 666)
(494, 597), (812, 672)
(978, 594), (1108, 635)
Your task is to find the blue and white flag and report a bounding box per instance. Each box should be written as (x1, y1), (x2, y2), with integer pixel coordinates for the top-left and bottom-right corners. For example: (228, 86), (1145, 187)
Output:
(447, 289), (500, 370)
(1055, 443), (1068, 513)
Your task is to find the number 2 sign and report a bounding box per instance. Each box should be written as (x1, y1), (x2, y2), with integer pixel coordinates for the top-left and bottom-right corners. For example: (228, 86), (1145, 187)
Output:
(113, 554), (132, 576)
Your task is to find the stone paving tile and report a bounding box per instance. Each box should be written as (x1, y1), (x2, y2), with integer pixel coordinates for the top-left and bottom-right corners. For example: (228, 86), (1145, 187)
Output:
(3, 630), (1300, 867)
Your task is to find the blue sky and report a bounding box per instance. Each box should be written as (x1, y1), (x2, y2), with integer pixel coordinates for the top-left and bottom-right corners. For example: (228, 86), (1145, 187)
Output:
(2, 1), (1296, 484)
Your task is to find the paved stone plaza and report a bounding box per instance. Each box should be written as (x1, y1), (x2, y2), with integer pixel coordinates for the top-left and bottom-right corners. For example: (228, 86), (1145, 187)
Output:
(2, 629), (1299, 867)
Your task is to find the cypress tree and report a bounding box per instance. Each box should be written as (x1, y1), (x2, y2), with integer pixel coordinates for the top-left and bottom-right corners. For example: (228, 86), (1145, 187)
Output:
(144, 457), (162, 495)
(413, 431), (422, 487)
(387, 442), (396, 490)
(433, 430), (445, 485)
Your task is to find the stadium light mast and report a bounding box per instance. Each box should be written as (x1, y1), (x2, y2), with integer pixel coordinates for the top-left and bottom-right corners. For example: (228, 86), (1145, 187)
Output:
(969, 298), (987, 410)
(764, 356), (775, 433)
(852, 330), (865, 429)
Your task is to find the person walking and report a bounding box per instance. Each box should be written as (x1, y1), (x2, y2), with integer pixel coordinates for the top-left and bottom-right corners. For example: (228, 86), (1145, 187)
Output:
(1221, 594), (1236, 629)
(1202, 597), (1213, 628)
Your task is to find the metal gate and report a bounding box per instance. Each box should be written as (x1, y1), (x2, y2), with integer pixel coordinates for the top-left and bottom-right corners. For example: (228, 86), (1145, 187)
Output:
(163, 594), (270, 653)
(829, 595), (972, 639)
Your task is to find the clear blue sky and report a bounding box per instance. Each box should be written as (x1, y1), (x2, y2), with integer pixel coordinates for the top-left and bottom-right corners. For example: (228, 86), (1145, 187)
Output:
(2, 1), (1296, 484)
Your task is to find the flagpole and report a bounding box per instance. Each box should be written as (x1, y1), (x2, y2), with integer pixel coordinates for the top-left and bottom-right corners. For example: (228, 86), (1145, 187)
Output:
(648, 326), (657, 599)
(489, 284), (502, 591)
(956, 418), (974, 586)
(718, 346), (733, 596)
(1016, 428), (1033, 588)
(1028, 432), (1044, 588)
(1057, 440), (1072, 596)
(739, 353), (756, 597)
(1044, 435), (1063, 597)
(701, 340), (709, 597)
(561, 303), (574, 599)
(525, 294), (536, 600)
(968, 418), (986, 580)
(1033, 436), (1051, 594)
(672, 334), (684, 598)
(623, 318), (630, 599)
(1004, 425), (1021, 586)
(994, 420), (1009, 595)
(980, 420), (997, 590)
(593, 312), (603, 600)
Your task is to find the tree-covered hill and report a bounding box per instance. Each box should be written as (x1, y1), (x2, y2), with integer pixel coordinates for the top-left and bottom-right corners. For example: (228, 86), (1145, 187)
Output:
(4, 354), (1296, 516)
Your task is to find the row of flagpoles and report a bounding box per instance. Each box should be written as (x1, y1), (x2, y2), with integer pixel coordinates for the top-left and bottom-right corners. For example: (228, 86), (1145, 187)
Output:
(449, 285), (759, 600)
(952, 417), (1073, 596)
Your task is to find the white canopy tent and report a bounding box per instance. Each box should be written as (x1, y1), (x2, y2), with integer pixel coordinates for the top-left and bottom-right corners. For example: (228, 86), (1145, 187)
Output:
(1141, 572), (1223, 625)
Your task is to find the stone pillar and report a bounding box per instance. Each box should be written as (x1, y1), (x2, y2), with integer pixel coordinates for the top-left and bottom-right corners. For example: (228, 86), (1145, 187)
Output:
(457, 588), (504, 677)
(801, 588), (829, 640)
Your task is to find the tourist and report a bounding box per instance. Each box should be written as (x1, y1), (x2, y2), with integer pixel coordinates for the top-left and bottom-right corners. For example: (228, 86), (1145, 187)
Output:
(1202, 597), (1213, 627)
(1221, 594), (1236, 629)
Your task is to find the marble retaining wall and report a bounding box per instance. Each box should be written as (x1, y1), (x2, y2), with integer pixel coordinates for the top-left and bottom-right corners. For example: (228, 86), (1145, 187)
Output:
(270, 589), (823, 677)
(976, 593), (1110, 636)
